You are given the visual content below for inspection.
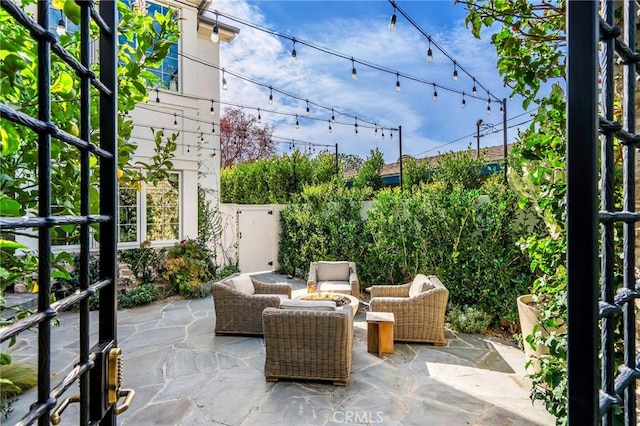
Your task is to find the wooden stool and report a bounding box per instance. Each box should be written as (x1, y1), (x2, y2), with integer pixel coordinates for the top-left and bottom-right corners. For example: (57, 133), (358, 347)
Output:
(366, 311), (395, 357)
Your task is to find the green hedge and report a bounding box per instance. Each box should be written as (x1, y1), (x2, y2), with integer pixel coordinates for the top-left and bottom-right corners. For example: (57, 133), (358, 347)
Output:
(278, 176), (541, 323)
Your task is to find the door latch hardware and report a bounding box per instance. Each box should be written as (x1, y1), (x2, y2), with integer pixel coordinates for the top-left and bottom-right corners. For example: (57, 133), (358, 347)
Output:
(50, 395), (81, 425)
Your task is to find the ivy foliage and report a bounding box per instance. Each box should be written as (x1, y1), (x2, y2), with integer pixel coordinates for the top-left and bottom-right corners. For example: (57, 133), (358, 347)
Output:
(279, 150), (540, 324)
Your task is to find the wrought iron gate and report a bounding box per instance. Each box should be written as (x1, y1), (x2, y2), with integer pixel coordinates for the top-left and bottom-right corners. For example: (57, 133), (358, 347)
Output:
(567, 1), (639, 424)
(0, 1), (130, 424)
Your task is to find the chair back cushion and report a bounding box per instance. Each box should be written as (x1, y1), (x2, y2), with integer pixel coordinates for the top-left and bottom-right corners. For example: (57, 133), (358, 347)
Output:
(409, 274), (433, 298)
(317, 261), (350, 282)
(229, 274), (255, 295)
(280, 299), (337, 311)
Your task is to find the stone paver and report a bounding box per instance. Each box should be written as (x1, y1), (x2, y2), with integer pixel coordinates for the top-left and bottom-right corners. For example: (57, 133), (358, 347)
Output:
(3, 273), (555, 425)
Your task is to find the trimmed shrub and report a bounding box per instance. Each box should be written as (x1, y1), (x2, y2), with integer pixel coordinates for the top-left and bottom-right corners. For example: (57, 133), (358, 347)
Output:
(448, 305), (492, 334)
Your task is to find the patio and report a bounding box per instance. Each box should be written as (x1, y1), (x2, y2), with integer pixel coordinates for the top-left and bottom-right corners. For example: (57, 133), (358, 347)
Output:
(4, 273), (554, 425)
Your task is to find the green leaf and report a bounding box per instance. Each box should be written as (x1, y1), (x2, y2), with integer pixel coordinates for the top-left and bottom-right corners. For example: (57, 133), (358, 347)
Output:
(51, 71), (74, 95)
(0, 353), (11, 365)
(0, 198), (21, 216)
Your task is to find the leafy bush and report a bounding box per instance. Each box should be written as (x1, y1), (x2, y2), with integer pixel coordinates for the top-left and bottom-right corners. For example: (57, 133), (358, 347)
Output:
(0, 358), (37, 419)
(215, 263), (240, 281)
(118, 283), (159, 309)
(52, 254), (101, 301)
(448, 305), (492, 334)
(118, 241), (164, 284)
(162, 239), (216, 298)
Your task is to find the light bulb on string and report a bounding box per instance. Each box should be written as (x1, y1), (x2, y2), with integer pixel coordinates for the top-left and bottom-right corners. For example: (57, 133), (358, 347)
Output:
(427, 39), (433, 63)
(472, 78), (477, 97)
(374, 124), (378, 135)
(351, 58), (357, 80)
(222, 69), (228, 90)
(210, 99), (215, 115)
(173, 113), (178, 129)
(390, 130), (393, 140)
(381, 129), (385, 139)
(257, 108), (261, 123)
(211, 13), (219, 42)
(328, 120), (332, 133)
(487, 98), (491, 114)
(212, 123), (215, 133)
(433, 84), (438, 102)
(389, 4), (397, 31)
(305, 100), (310, 117)
(500, 102), (504, 114)
(291, 38), (297, 63)
(295, 114), (299, 129)
(56, 12), (66, 36)
(155, 89), (160, 103)
(395, 72), (401, 92)
(331, 108), (336, 122)
(453, 62), (458, 81)
(354, 117), (358, 135)
(268, 86), (273, 104)
(461, 92), (466, 109)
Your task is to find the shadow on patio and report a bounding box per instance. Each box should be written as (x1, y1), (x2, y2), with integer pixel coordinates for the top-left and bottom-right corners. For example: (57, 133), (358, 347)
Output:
(3, 273), (554, 425)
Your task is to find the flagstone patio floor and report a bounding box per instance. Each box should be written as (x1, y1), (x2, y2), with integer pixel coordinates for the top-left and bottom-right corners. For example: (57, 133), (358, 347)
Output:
(3, 273), (554, 425)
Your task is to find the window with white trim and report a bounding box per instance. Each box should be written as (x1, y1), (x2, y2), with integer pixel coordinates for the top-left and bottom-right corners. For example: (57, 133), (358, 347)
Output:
(118, 172), (181, 246)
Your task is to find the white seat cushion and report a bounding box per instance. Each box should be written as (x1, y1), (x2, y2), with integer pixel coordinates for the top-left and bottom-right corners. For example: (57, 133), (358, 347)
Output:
(318, 281), (352, 294)
(229, 274), (255, 295)
(253, 294), (289, 302)
(280, 299), (337, 311)
(316, 262), (350, 281)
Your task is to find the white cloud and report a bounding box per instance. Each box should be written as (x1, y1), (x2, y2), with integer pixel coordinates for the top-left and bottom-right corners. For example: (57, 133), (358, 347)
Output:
(215, 0), (525, 162)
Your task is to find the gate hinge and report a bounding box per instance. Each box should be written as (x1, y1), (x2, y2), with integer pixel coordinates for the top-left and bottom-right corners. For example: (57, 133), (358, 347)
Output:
(268, 261), (273, 266)
(268, 210), (273, 215)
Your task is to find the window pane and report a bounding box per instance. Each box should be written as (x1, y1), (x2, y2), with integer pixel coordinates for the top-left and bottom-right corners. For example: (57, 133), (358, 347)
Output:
(146, 174), (180, 242)
(118, 184), (138, 243)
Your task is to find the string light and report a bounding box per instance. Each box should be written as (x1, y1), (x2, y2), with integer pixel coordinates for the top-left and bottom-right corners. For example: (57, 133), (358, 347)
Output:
(381, 129), (385, 139)
(222, 68), (228, 90)
(500, 102), (504, 114)
(291, 38), (297, 63)
(354, 117), (358, 135)
(374, 124), (378, 135)
(305, 100), (310, 117)
(472, 78), (477, 97)
(210, 99), (214, 115)
(390, 130), (393, 140)
(155, 89), (160, 103)
(331, 108), (336, 122)
(427, 38), (433, 63)
(487, 98), (491, 114)
(461, 92), (466, 108)
(453, 62), (458, 81)
(173, 113), (178, 128)
(56, 10), (66, 36)
(268, 86), (273, 104)
(395, 72), (401, 92)
(351, 58), (357, 80)
(257, 108), (261, 123)
(212, 122), (215, 133)
(295, 114), (299, 129)
(389, 3), (397, 31)
(433, 83), (438, 102)
(211, 13), (219, 42)
(328, 120), (332, 133)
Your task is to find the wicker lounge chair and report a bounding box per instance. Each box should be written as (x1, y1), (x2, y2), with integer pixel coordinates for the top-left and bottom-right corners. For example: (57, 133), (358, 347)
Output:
(369, 274), (448, 346)
(307, 261), (360, 299)
(212, 273), (292, 336)
(262, 306), (354, 386)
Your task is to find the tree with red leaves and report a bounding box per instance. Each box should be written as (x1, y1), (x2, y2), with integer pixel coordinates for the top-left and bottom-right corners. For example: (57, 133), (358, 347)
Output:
(219, 107), (276, 168)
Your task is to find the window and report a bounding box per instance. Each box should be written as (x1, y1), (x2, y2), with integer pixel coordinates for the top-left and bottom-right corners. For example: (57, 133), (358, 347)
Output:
(118, 173), (181, 245)
(119, 1), (180, 92)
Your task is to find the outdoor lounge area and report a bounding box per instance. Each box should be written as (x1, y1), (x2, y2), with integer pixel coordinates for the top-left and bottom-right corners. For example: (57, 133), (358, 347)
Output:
(4, 272), (554, 425)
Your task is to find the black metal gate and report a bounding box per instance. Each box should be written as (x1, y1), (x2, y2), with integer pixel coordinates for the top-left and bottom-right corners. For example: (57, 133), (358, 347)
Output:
(0, 1), (128, 424)
(567, 1), (639, 424)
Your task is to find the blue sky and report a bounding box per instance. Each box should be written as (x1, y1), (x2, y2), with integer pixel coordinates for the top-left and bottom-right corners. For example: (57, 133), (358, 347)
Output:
(216, 0), (529, 163)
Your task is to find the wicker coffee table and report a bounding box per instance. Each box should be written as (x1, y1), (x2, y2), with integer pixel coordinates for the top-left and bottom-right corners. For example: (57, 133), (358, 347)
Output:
(295, 292), (359, 316)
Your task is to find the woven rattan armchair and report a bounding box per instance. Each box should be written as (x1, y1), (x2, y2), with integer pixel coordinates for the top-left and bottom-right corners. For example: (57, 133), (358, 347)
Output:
(212, 273), (292, 336)
(307, 261), (360, 299)
(262, 307), (354, 386)
(369, 274), (448, 346)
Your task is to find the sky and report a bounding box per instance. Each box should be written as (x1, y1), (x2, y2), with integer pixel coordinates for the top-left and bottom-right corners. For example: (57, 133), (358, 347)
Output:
(214, 0), (530, 163)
